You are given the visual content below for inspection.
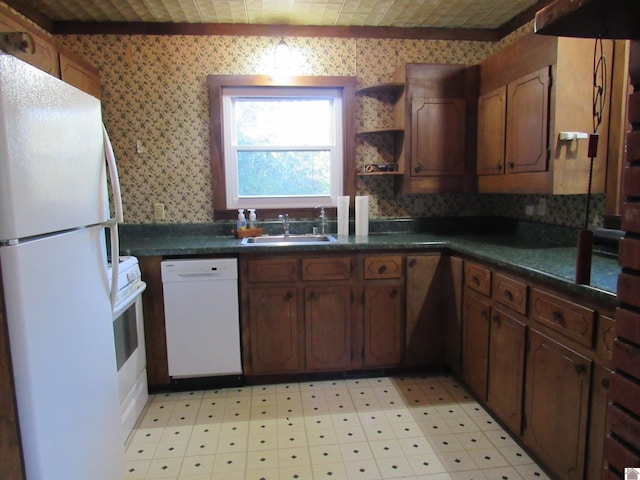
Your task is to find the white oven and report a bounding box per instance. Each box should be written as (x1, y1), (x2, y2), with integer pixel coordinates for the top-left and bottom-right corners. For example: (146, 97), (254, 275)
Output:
(110, 256), (148, 443)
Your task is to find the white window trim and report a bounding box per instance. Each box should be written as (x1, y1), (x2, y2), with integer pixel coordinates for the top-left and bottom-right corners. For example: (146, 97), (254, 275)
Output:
(222, 86), (343, 209)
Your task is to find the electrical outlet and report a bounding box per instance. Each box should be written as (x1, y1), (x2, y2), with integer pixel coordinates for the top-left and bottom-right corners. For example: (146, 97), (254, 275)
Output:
(537, 199), (547, 216)
(525, 205), (535, 216)
(154, 203), (165, 221)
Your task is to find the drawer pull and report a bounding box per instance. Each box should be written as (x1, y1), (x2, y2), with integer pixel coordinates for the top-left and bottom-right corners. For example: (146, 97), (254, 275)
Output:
(552, 311), (565, 325)
(378, 265), (387, 274)
(472, 275), (480, 285)
(503, 289), (513, 301)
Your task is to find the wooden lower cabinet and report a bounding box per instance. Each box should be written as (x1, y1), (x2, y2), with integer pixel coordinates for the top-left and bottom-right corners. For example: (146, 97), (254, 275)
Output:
(247, 286), (301, 374)
(242, 255), (354, 375)
(405, 254), (445, 368)
(461, 289), (490, 400)
(523, 329), (592, 480)
(363, 285), (404, 368)
(486, 305), (526, 434)
(305, 286), (352, 371)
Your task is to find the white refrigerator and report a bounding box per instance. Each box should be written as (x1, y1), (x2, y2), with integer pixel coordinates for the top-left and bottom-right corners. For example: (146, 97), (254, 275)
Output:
(0, 54), (125, 479)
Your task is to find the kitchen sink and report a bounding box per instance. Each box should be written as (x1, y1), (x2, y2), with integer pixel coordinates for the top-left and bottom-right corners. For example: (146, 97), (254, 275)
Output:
(240, 234), (338, 246)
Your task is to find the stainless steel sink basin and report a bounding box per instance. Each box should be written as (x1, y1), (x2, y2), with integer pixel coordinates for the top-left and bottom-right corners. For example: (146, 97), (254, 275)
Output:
(240, 234), (337, 246)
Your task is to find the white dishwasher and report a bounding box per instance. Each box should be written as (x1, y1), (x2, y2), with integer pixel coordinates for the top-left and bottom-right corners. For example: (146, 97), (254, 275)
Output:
(161, 258), (242, 378)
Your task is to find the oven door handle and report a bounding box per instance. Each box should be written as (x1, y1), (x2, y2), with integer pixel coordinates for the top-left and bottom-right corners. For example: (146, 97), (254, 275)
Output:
(112, 281), (146, 318)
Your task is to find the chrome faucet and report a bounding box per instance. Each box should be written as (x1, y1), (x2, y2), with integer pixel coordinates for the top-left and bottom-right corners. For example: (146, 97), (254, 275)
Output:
(278, 213), (290, 236)
(316, 205), (326, 235)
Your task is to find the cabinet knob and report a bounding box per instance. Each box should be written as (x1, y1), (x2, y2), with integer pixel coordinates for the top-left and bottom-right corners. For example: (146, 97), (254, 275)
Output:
(507, 162), (515, 170)
(552, 311), (564, 325)
(414, 165), (423, 173)
(480, 309), (488, 319)
(378, 265), (387, 274)
(496, 163), (503, 171)
(575, 364), (586, 375)
(408, 259), (417, 268)
(309, 291), (316, 299)
(493, 315), (501, 325)
(284, 291), (293, 300)
(472, 276), (480, 285)
(503, 289), (513, 301)
(389, 289), (398, 298)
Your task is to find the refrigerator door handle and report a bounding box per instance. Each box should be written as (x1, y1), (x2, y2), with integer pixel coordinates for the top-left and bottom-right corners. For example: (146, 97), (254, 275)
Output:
(103, 125), (122, 309)
(103, 125), (123, 223)
(106, 219), (120, 308)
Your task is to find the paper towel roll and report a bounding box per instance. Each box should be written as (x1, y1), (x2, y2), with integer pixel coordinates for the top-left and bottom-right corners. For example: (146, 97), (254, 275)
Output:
(337, 196), (349, 237)
(355, 196), (369, 237)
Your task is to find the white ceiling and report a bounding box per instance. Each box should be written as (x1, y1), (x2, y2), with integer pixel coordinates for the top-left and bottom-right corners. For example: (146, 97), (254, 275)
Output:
(17, 0), (541, 30)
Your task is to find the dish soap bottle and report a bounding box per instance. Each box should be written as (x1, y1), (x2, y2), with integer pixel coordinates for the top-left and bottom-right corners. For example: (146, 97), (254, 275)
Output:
(237, 209), (247, 230)
(248, 209), (257, 229)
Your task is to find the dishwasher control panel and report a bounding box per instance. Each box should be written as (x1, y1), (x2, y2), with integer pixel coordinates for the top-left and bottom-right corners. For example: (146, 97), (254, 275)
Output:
(161, 258), (238, 280)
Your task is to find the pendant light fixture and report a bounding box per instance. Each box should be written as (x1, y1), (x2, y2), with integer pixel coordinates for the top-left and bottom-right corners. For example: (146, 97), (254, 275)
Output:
(275, 37), (291, 70)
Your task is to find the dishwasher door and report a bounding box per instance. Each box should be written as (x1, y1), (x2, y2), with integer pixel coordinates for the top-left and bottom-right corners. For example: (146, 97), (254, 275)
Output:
(161, 258), (242, 377)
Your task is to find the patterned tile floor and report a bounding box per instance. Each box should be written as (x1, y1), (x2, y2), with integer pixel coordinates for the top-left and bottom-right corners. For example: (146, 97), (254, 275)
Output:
(124, 375), (551, 480)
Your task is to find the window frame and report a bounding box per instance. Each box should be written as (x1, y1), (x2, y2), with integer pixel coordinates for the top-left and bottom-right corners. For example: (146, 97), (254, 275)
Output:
(222, 86), (344, 210)
(208, 75), (357, 220)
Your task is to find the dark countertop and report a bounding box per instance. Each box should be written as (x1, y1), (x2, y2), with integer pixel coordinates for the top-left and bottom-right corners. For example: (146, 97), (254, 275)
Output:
(120, 220), (619, 308)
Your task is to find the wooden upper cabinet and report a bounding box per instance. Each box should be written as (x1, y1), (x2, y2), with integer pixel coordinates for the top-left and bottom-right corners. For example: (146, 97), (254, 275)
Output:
(0, 5), (100, 98)
(477, 86), (506, 175)
(477, 34), (613, 194)
(59, 50), (101, 99)
(394, 63), (478, 194)
(410, 97), (465, 176)
(0, 5), (59, 77)
(505, 67), (550, 174)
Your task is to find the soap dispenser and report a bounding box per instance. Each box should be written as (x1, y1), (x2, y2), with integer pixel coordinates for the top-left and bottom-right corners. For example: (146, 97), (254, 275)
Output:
(237, 209), (247, 230)
(248, 209), (257, 229)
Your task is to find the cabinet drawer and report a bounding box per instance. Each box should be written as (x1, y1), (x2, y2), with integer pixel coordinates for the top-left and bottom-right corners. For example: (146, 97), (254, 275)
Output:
(247, 258), (298, 283)
(493, 273), (528, 315)
(464, 262), (491, 296)
(531, 289), (596, 347)
(302, 257), (351, 281)
(363, 256), (403, 279)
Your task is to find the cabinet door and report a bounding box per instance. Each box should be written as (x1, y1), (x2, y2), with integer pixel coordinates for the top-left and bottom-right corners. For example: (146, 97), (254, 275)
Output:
(477, 86), (506, 176)
(505, 67), (550, 174)
(0, 9), (59, 77)
(405, 255), (442, 367)
(305, 286), (352, 371)
(410, 97), (465, 177)
(248, 286), (301, 374)
(523, 330), (591, 480)
(363, 285), (404, 368)
(486, 306), (526, 434)
(59, 51), (101, 99)
(462, 290), (490, 400)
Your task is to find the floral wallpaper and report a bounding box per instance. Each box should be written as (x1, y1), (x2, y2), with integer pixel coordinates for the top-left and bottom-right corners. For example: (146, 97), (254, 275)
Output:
(55, 21), (604, 229)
